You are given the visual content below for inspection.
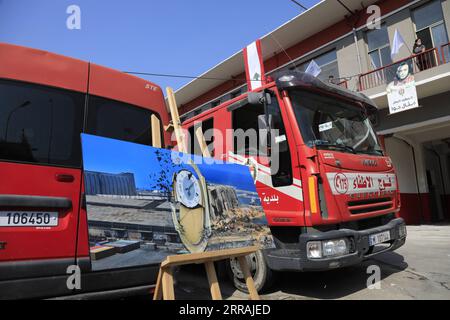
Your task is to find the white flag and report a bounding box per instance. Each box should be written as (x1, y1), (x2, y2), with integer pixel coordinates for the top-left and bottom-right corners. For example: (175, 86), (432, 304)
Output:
(305, 60), (322, 77)
(391, 29), (406, 60)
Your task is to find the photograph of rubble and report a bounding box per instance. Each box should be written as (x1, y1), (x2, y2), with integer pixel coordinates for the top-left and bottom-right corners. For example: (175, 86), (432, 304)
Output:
(81, 134), (274, 271)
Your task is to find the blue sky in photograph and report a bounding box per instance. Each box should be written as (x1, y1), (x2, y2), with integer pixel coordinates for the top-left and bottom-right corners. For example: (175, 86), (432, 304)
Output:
(0, 0), (320, 91)
(81, 134), (257, 192)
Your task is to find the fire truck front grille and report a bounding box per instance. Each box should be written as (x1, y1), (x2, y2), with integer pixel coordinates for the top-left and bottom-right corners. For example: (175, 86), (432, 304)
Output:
(347, 198), (394, 215)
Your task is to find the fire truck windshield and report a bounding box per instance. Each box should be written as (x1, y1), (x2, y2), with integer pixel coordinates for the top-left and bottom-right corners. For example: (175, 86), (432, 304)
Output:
(290, 90), (383, 156)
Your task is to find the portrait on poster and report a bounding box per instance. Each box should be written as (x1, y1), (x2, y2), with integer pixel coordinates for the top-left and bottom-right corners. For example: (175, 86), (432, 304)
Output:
(387, 62), (419, 114)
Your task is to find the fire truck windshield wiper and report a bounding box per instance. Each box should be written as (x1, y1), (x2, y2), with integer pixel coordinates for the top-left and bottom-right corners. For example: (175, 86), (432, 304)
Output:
(313, 141), (357, 154)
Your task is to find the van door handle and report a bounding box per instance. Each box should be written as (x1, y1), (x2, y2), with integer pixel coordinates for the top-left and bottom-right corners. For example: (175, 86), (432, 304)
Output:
(0, 195), (72, 209)
(56, 174), (75, 183)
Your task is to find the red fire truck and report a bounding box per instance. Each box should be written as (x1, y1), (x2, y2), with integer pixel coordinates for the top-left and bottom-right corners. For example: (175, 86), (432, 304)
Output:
(0, 43), (171, 299)
(182, 71), (407, 291)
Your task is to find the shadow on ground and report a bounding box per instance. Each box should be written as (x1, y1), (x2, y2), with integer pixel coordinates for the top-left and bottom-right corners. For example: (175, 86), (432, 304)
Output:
(172, 251), (408, 300)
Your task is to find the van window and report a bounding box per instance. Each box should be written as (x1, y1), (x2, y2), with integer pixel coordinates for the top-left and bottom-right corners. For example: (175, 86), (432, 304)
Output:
(86, 96), (155, 146)
(187, 118), (214, 156)
(0, 79), (85, 167)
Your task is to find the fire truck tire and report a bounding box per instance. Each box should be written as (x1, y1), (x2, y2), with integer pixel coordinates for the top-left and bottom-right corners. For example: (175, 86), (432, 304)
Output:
(227, 250), (276, 293)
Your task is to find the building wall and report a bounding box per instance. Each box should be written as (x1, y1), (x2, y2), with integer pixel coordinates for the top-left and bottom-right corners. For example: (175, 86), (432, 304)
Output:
(442, 0), (450, 39)
(336, 35), (361, 90)
(179, 0), (414, 114)
(385, 137), (432, 224)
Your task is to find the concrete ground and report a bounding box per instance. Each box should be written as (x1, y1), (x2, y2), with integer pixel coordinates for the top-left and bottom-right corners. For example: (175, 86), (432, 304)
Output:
(173, 225), (450, 300)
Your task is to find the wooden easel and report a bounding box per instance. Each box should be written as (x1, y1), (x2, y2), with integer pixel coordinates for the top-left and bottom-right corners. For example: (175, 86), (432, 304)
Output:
(153, 246), (260, 300)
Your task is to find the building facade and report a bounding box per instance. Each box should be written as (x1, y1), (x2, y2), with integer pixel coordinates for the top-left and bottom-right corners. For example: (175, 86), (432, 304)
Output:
(175, 0), (450, 224)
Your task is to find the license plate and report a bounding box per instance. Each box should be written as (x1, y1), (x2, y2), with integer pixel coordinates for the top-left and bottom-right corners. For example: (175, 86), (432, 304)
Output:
(369, 231), (391, 246)
(0, 211), (58, 227)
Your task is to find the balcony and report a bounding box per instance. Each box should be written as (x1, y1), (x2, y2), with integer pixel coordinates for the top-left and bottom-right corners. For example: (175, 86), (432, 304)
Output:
(337, 80), (348, 89)
(357, 43), (450, 109)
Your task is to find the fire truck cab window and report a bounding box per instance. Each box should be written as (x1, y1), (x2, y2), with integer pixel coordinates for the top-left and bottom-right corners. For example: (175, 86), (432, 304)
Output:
(187, 118), (214, 156)
(0, 79), (85, 167)
(266, 96), (293, 188)
(232, 96), (293, 187)
(232, 103), (264, 156)
(86, 96), (155, 147)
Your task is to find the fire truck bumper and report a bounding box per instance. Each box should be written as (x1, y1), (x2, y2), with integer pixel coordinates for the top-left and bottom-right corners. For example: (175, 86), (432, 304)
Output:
(265, 218), (406, 272)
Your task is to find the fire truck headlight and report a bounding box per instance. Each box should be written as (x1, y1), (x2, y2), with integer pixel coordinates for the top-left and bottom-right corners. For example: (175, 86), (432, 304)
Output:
(307, 241), (322, 259)
(322, 239), (349, 258)
(307, 239), (350, 260)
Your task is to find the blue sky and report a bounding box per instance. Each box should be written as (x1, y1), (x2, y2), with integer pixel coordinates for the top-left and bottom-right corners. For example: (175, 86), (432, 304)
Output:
(81, 134), (257, 192)
(0, 0), (320, 91)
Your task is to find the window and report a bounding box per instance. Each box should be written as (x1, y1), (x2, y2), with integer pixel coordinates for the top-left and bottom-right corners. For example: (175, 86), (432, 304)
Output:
(290, 90), (383, 156)
(0, 79), (85, 167)
(232, 93), (292, 187)
(366, 25), (392, 69)
(266, 95), (293, 187)
(230, 89), (242, 99)
(86, 96), (157, 147)
(187, 118), (214, 156)
(232, 103), (265, 156)
(299, 50), (340, 82)
(413, 0), (449, 60)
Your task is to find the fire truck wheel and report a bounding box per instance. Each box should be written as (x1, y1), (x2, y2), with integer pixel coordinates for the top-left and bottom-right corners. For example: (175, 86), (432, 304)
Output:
(227, 250), (276, 293)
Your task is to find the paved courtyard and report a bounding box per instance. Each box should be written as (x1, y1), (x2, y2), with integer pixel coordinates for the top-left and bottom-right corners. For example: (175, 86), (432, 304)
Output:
(173, 225), (450, 300)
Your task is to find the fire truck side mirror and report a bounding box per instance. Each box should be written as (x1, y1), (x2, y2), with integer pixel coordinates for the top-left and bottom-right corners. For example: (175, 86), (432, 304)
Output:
(258, 115), (274, 156)
(258, 114), (273, 131)
(364, 104), (379, 127)
(247, 92), (272, 106)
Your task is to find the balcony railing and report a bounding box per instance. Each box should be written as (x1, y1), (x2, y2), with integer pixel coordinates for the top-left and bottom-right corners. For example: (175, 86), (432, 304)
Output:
(442, 42), (450, 64)
(359, 48), (441, 91)
(337, 80), (348, 89)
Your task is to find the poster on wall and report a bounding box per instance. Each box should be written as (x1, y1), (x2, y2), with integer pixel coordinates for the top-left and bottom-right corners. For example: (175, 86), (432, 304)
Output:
(387, 62), (419, 114)
(81, 134), (274, 271)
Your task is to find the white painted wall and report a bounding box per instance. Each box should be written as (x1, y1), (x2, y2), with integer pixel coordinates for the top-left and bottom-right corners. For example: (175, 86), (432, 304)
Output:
(385, 136), (429, 194)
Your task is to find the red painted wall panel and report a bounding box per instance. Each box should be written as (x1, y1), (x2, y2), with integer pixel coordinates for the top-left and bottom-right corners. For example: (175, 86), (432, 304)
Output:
(399, 193), (432, 225)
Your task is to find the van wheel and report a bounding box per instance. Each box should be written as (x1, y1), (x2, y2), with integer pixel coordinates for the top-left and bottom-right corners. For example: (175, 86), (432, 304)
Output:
(227, 250), (276, 293)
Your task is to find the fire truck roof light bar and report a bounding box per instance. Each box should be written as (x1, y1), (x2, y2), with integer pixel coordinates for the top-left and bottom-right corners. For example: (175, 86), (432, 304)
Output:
(275, 71), (378, 110)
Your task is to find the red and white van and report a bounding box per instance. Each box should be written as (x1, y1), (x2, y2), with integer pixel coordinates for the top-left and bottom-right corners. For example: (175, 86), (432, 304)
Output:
(0, 43), (170, 299)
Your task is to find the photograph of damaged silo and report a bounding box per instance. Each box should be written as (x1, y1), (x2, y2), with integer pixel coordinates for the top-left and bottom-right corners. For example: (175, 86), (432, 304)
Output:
(81, 133), (274, 271)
